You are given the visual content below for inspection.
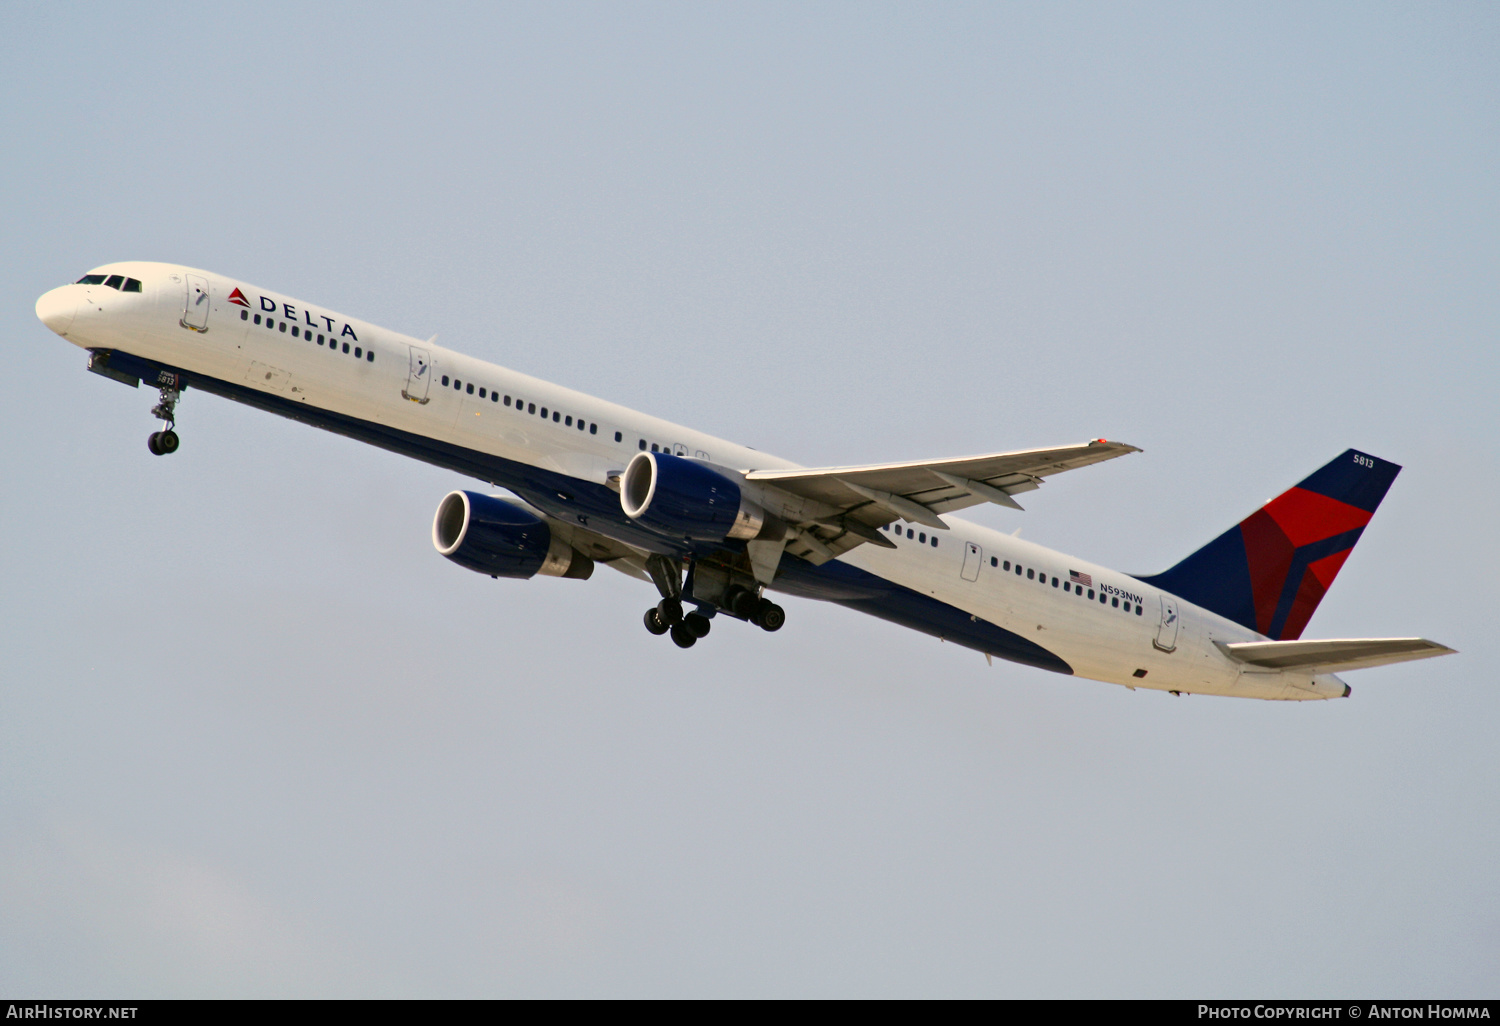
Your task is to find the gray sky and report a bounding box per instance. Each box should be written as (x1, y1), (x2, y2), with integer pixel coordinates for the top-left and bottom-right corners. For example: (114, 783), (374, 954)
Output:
(1, 1), (1496, 997)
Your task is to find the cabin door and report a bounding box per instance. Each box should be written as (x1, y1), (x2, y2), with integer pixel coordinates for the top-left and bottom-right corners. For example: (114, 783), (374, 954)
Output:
(961, 542), (982, 582)
(1153, 596), (1180, 652)
(403, 346), (432, 404)
(181, 274), (210, 331)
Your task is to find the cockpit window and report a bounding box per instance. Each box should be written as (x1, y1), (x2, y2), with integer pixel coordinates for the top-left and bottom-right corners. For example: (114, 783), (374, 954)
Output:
(74, 274), (142, 291)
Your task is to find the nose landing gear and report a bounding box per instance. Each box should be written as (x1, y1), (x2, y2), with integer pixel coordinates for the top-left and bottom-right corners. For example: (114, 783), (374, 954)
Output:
(147, 386), (181, 456)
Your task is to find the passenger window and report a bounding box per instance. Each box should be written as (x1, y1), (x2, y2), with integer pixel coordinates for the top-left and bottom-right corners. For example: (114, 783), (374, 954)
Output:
(356, 347), (362, 358)
(565, 415), (572, 426)
(279, 322), (287, 332)
(541, 407), (549, 418)
(466, 383), (474, 394)
(1015, 565), (1022, 575)
(578, 420), (585, 431)
(1003, 561), (1010, 571)
(1052, 577), (1058, 587)
(479, 388), (486, 398)
(651, 443), (659, 452)
(931, 537), (938, 547)
(342, 343), (349, 353)
(504, 396), (511, 406)
(907, 529), (914, 539)
(1135, 605), (1142, 615)
(454, 379), (462, 390)
(1111, 597), (1119, 607)
(367, 351), (373, 362)
(989, 556), (996, 566)
(1026, 569), (1034, 579)
(491, 391), (498, 402)
(528, 403), (535, 414)
(240, 310), (247, 321)
(317, 334), (324, 344)
(1063, 582), (1070, 592)
(918, 532), (926, 543)
(553, 411), (560, 422)
(254, 314), (261, 325)
(442, 376), (449, 386)
(292, 326), (299, 338)
(104, 275), (124, 289)
(122, 278), (142, 292)
(614, 431), (621, 441)
(639, 439), (646, 450)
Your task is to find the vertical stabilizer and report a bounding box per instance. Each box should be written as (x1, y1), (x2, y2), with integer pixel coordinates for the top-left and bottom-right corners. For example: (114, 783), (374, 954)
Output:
(1136, 450), (1400, 640)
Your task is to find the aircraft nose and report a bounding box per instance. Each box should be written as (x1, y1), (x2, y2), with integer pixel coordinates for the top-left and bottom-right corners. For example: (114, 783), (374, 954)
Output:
(35, 287), (77, 336)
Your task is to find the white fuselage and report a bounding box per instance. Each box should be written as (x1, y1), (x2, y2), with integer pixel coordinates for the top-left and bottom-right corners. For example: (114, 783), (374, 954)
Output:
(38, 262), (1347, 700)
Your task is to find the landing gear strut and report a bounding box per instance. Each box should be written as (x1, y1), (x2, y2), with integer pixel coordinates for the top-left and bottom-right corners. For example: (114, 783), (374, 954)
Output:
(147, 386), (181, 456)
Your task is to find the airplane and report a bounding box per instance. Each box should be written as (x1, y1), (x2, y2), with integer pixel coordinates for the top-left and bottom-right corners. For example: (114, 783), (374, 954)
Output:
(35, 262), (1455, 701)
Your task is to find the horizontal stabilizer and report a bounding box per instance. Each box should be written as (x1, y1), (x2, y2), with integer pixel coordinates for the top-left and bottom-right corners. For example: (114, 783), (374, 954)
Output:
(1215, 637), (1456, 675)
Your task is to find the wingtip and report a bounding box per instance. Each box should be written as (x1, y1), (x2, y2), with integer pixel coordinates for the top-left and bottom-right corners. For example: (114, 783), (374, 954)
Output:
(1090, 438), (1143, 454)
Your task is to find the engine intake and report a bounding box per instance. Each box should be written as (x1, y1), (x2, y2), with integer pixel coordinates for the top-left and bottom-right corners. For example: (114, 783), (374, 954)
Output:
(620, 451), (763, 542)
(433, 491), (593, 580)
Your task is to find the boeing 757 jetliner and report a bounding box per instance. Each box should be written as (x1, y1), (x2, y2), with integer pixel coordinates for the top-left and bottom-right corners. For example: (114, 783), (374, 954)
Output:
(36, 263), (1454, 700)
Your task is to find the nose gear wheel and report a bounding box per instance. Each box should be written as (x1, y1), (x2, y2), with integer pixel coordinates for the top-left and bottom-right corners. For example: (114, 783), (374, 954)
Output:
(147, 386), (181, 456)
(147, 430), (179, 456)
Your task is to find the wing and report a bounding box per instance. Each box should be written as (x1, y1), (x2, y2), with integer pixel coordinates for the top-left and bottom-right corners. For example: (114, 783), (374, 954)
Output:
(1215, 637), (1456, 675)
(744, 439), (1141, 564)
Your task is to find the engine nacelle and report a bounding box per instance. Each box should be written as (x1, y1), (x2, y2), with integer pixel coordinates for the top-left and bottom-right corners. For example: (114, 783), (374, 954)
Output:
(620, 451), (764, 542)
(432, 491), (593, 580)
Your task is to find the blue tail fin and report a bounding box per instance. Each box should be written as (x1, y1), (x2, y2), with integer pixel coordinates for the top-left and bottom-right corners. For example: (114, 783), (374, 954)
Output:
(1136, 450), (1400, 640)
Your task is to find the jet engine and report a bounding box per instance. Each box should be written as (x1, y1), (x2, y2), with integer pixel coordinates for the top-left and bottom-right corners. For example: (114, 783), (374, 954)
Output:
(619, 451), (764, 542)
(432, 491), (594, 580)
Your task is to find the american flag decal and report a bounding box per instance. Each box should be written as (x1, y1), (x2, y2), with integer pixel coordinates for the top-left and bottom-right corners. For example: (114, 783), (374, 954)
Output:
(1069, 570), (1092, 587)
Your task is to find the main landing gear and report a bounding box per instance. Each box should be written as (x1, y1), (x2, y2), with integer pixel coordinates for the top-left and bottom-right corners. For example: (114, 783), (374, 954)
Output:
(644, 599), (713, 648)
(146, 386), (181, 456)
(639, 556), (785, 650)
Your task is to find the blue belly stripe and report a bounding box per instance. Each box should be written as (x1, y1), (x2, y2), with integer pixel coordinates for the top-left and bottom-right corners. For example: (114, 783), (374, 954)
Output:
(108, 349), (1071, 676)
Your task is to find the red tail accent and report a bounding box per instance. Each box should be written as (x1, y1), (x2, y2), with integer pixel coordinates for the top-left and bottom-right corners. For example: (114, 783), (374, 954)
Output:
(1262, 487), (1372, 547)
(1240, 509), (1295, 636)
(1307, 549), (1351, 590)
